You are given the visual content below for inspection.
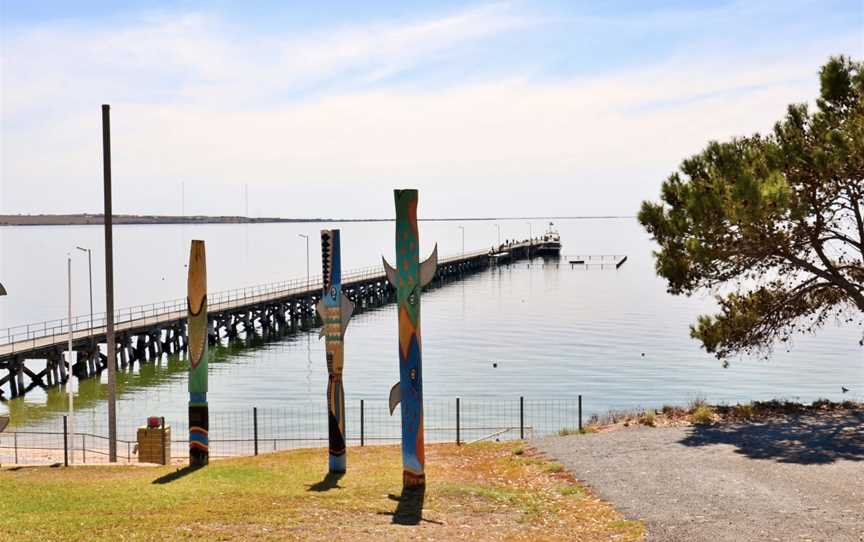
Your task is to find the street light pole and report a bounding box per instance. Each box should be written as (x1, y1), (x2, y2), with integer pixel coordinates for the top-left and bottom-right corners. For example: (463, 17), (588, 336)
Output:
(75, 247), (94, 355)
(298, 234), (310, 290)
(458, 226), (465, 255)
(66, 255), (75, 464)
(495, 224), (501, 246)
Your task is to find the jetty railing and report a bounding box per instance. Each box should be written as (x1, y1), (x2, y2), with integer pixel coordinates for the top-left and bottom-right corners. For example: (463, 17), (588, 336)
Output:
(0, 249), (491, 352)
(0, 395), (587, 466)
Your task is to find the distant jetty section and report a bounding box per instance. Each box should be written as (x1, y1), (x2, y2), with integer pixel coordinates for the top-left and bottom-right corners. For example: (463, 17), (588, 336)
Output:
(0, 214), (631, 226)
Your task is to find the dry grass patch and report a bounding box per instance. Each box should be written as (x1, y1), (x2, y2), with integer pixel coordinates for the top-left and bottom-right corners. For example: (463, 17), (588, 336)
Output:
(0, 442), (643, 542)
(578, 399), (863, 433)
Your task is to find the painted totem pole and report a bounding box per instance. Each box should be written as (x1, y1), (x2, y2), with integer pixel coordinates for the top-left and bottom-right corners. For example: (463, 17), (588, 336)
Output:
(383, 189), (438, 487)
(187, 240), (209, 466)
(315, 229), (354, 473)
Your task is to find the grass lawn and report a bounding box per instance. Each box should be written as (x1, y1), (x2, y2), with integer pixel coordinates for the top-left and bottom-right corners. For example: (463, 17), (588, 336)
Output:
(0, 442), (644, 541)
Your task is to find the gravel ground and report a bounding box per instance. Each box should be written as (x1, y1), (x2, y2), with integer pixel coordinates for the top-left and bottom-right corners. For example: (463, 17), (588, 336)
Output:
(534, 410), (864, 542)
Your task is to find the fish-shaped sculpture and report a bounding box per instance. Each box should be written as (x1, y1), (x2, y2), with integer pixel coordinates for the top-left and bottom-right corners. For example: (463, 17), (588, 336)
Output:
(315, 229), (355, 473)
(187, 240), (209, 467)
(383, 189), (437, 487)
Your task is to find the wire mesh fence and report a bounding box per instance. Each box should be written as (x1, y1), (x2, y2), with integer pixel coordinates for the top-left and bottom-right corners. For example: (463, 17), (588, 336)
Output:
(0, 396), (586, 466)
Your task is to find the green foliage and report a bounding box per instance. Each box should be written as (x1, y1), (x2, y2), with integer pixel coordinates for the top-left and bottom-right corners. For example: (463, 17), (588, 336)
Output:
(691, 405), (714, 425)
(544, 462), (565, 473)
(639, 56), (864, 361)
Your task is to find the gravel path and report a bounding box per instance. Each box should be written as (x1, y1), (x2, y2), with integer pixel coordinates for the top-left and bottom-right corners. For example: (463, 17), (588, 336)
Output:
(534, 411), (864, 542)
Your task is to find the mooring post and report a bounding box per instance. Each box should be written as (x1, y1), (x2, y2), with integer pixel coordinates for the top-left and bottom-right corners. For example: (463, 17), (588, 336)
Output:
(253, 407), (259, 456)
(456, 397), (461, 446)
(63, 416), (68, 467)
(520, 396), (524, 440)
(578, 394), (583, 433)
(360, 399), (365, 447)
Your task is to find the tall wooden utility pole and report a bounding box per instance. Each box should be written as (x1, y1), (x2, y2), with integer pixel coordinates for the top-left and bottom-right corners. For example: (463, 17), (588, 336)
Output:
(102, 104), (118, 462)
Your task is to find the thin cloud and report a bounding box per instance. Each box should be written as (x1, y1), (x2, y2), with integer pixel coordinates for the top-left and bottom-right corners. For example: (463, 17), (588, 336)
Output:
(0, 2), (860, 217)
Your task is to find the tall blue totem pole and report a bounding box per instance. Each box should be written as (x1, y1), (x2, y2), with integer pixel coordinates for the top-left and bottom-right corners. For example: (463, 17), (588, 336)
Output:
(316, 229), (354, 473)
(383, 189), (438, 487)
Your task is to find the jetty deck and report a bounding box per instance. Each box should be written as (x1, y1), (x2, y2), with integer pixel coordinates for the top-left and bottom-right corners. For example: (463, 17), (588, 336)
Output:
(0, 238), (584, 398)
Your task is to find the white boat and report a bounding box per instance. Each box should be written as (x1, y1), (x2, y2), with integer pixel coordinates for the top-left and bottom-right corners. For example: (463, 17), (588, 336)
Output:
(537, 222), (562, 255)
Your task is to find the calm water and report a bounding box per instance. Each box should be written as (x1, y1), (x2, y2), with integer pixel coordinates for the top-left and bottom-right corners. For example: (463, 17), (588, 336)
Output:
(0, 218), (861, 437)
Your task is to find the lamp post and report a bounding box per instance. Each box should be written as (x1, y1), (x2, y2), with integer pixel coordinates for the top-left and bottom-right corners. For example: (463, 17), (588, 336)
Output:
(526, 222), (532, 241)
(298, 234), (310, 291)
(458, 226), (465, 255)
(75, 247), (94, 355)
(66, 254), (75, 463)
(298, 233), (312, 390)
(495, 224), (501, 247)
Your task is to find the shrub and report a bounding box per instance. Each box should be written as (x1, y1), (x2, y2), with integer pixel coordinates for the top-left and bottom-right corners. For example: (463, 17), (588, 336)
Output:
(639, 409), (656, 426)
(688, 396), (708, 411)
(734, 403), (754, 420)
(692, 405), (713, 424)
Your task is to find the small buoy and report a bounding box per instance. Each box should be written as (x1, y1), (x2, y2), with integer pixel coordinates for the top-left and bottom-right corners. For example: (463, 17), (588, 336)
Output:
(492, 362), (498, 368)
(641, 353), (645, 357)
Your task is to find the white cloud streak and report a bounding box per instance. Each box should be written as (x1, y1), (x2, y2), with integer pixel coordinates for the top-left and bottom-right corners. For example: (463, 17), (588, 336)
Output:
(0, 3), (860, 218)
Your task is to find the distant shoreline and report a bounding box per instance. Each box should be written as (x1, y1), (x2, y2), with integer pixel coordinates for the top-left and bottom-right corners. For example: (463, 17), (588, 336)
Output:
(0, 214), (633, 226)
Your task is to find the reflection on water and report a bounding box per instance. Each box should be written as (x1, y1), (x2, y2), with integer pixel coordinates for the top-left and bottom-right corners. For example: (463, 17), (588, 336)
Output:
(2, 218), (861, 438)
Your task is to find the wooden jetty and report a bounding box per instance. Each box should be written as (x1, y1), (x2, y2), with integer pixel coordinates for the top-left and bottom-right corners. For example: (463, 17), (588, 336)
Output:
(0, 238), (562, 399)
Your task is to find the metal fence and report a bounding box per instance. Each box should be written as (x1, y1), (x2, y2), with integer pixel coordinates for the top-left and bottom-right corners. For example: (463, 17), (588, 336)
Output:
(0, 396), (585, 466)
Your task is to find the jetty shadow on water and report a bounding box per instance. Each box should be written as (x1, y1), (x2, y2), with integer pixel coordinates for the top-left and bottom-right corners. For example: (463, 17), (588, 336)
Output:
(306, 471), (344, 492)
(152, 464), (204, 484)
(678, 410), (864, 465)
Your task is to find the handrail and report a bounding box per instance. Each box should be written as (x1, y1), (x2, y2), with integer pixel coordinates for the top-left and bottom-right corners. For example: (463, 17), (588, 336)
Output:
(0, 246), (500, 349)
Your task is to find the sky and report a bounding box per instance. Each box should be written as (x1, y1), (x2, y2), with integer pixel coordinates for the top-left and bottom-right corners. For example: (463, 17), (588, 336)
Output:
(1, 1), (862, 219)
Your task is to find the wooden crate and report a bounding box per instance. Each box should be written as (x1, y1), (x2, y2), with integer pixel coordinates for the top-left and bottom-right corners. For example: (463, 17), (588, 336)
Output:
(137, 426), (171, 464)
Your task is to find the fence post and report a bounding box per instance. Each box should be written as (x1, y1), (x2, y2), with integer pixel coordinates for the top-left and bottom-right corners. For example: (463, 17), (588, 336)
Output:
(253, 407), (259, 456)
(14, 431), (18, 464)
(360, 399), (365, 447)
(520, 396), (524, 440)
(578, 394), (582, 433)
(82, 435), (86, 463)
(160, 417), (166, 466)
(456, 397), (461, 446)
(63, 416), (69, 467)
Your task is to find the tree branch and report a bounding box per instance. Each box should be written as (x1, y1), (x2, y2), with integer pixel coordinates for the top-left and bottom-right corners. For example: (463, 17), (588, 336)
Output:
(849, 187), (864, 254)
